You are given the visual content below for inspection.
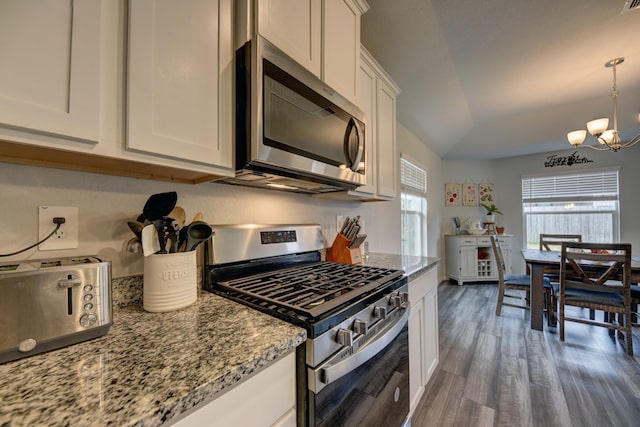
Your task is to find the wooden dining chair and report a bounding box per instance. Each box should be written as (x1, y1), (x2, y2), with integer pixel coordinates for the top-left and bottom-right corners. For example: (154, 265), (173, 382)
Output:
(538, 234), (584, 322)
(558, 242), (633, 356)
(491, 236), (550, 316)
(631, 284), (640, 326)
(539, 234), (582, 251)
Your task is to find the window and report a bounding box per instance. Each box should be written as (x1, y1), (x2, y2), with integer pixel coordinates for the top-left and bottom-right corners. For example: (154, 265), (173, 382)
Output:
(521, 168), (620, 248)
(401, 156), (427, 257)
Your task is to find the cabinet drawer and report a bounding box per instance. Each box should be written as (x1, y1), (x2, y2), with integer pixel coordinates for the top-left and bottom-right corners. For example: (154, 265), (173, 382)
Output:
(496, 236), (511, 245)
(409, 267), (437, 304)
(477, 237), (492, 246)
(458, 238), (478, 246)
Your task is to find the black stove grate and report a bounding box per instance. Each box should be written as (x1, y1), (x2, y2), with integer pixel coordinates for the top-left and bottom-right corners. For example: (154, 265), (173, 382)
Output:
(214, 261), (404, 320)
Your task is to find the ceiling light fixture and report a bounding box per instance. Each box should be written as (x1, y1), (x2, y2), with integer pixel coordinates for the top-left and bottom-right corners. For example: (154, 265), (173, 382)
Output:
(567, 57), (640, 152)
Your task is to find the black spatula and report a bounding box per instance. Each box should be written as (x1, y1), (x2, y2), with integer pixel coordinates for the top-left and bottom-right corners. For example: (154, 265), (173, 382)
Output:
(142, 191), (178, 221)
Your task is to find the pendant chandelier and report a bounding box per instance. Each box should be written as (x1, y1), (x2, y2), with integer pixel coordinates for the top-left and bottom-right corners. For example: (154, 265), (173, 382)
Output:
(567, 57), (640, 152)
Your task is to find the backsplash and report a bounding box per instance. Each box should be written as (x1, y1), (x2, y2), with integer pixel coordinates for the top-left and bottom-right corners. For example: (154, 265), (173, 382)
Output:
(1, 163), (401, 279)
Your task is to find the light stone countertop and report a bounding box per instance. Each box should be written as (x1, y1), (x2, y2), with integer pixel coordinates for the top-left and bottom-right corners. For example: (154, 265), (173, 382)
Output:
(0, 253), (438, 426)
(0, 289), (306, 427)
(365, 253), (440, 280)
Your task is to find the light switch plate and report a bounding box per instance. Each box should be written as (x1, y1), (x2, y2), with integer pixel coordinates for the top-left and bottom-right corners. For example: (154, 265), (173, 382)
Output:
(38, 206), (79, 250)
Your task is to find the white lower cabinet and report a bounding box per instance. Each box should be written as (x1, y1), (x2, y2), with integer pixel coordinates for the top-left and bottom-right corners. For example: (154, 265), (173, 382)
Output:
(408, 266), (439, 418)
(171, 352), (296, 427)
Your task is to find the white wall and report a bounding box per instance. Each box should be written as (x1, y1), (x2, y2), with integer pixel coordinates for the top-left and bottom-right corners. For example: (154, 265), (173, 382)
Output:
(441, 147), (640, 275)
(0, 163), (401, 278)
(441, 159), (500, 233)
(396, 123), (444, 275)
(495, 147), (640, 273)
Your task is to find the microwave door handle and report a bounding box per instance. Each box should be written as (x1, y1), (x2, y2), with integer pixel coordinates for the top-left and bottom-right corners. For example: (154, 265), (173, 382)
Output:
(343, 118), (364, 172)
(310, 308), (409, 393)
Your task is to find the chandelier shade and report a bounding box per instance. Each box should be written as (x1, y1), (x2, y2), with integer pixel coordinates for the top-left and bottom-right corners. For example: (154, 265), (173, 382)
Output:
(566, 58), (640, 152)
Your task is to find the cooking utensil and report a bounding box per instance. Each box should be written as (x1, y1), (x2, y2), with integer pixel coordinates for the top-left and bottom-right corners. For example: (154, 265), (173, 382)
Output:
(191, 212), (203, 223)
(339, 216), (351, 234)
(141, 224), (161, 256)
(349, 234), (367, 249)
(168, 206), (186, 230)
(127, 220), (145, 239)
(126, 237), (142, 253)
(179, 221), (213, 252)
(142, 191), (177, 221)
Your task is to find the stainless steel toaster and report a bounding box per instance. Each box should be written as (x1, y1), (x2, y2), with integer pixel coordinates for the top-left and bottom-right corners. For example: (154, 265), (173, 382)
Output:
(0, 256), (112, 364)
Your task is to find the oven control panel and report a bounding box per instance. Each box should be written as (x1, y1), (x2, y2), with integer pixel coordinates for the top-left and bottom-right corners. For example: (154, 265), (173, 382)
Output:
(260, 230), (297, 244)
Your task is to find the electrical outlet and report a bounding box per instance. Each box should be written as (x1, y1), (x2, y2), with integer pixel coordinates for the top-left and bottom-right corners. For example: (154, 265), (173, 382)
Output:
(38, 206), (79, 250)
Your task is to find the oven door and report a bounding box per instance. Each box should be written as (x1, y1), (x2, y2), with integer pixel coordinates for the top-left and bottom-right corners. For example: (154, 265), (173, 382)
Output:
(308, 309), (409, 427)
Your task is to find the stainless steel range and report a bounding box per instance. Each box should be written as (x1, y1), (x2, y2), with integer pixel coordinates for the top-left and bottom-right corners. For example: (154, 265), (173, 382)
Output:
(204, 224), (409, 427)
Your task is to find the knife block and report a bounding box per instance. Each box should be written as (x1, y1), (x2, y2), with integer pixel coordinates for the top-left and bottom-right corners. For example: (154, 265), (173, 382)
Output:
(326, 234), (362, 264)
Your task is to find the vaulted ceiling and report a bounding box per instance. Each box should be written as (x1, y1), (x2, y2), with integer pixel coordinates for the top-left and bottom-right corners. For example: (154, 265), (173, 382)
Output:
(360, 0), (640, 160)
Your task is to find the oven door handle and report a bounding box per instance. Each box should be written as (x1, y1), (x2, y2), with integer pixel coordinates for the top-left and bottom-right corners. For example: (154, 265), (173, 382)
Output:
(311, 308), (409, 393)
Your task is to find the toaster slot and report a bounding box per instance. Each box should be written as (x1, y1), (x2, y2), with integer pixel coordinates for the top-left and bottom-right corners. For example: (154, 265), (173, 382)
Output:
(68, 287), (73, 315)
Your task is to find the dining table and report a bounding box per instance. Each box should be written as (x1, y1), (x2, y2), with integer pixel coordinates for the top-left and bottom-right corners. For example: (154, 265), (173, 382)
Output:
(521, 249), (640, 331)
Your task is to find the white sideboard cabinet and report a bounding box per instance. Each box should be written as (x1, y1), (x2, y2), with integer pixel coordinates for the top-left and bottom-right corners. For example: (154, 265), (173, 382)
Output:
(445, 235), (512, 285)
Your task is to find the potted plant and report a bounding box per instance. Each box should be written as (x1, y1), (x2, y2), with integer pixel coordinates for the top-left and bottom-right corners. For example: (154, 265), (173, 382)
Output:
(480, 203), (502, 224)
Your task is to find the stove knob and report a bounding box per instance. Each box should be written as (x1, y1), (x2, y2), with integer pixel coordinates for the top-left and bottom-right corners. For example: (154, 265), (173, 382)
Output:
(353, 319), (368, 335)
(401, 292), (409, 303)
(390, 294), (403, 308)
(374, 306), (387, 320)
(336, 329), (353, 346)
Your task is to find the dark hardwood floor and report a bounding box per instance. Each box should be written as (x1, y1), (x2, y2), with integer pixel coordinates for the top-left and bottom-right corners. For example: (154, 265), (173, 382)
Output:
(411, 282), (640, 427)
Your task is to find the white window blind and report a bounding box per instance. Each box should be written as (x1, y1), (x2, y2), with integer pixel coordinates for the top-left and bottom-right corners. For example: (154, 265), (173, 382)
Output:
(400, 158), (427, 194)
(522, 169), (619, 202)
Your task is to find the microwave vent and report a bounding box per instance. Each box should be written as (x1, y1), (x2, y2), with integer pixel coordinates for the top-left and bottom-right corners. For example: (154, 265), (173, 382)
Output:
(622, 0), (640, 13)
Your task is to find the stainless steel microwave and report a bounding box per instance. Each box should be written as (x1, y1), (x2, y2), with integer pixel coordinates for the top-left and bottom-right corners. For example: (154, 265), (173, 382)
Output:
(220, 35), (366, 194)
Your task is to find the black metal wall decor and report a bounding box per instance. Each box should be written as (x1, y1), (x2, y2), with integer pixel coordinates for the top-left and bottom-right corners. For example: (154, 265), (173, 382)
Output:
(544, 151), (593, 168)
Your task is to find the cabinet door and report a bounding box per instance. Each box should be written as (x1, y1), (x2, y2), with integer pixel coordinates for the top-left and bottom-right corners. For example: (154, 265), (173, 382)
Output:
(322, 0), (360, 104)
(375, 80), (397, 198)
(0, 0), (101, 142)
(351, 54), (377, 196)
(257, 0), (321, 76)
(409, 300), (425, 414)
(127, 0), (233, 168)
(173, 353), (296, 427)
(460, 246), (477, 278)
(422, 286), (439, 385)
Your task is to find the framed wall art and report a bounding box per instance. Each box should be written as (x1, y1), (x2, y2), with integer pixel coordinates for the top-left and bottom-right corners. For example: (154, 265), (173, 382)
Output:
(463, 183), (478, 206)
(445, 183), (461, 206)
(478, 183), (494, 204)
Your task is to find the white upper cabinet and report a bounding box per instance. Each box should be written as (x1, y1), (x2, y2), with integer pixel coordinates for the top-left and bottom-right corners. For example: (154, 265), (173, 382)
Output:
(352, 53), (377, 196)
(375, 76), (398, 199)
(330, 47), (399, 201)
(127, 0), (233, 169)
(0, 0), (101, 142)
(249, 0), (367, 105)
(257, 0), (322, 76)
(0, 0), (234, 184)
(322, 0), (361, 103)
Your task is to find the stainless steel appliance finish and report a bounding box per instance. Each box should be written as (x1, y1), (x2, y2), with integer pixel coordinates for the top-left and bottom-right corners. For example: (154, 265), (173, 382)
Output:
(0, 256), (112, 364)
(220, 36), (367, 194)
(204, 224), (409, 426)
